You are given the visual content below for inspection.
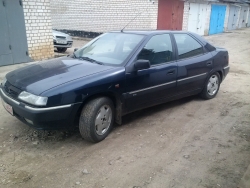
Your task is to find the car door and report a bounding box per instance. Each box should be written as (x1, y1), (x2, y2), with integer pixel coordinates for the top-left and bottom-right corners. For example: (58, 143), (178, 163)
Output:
(172, 33), (213, 94)
(124, 34), (178, 113)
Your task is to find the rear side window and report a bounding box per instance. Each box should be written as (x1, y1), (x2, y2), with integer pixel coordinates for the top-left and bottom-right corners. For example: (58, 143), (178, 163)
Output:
(174, 34), (204, 60)
(137, 34), (173, 65)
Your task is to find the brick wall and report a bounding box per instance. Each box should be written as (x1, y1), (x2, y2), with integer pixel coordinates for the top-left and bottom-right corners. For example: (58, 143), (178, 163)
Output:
(22, 0), (54, 61)
(182, 2), (190, 31)
(50, 0), (158, 33)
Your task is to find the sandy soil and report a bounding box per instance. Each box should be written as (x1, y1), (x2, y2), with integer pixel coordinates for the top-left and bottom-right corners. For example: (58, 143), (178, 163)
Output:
(0, 28), (250, 188)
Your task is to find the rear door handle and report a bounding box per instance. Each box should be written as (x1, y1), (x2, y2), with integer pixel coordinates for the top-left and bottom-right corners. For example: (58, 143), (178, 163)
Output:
(206, 61), (213, 66)
(167, 69), (175, 75)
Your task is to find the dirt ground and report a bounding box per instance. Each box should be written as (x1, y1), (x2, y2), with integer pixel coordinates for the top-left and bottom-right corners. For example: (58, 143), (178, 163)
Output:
(0, 28), (250, 188)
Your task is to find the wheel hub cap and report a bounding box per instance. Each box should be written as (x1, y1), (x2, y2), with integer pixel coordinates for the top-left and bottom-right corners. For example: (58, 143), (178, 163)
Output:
(207, 75), (219, 96)
(95, 105), (112, 136)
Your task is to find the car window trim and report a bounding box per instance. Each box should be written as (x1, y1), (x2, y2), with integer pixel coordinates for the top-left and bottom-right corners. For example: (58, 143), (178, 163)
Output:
(188, 33), (210, 54)
(136, 33), (176, 66)
(172, 33), (206, 61)
(150, 59), (176, 67)
(125, 32), (178, 73)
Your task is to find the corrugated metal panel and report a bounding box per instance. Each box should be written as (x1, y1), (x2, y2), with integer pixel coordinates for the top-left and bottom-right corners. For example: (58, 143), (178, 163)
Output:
(209, 4), (227, 35)
(5, 0), (29, 64)
(248, 10), (250, 26)
(157, 0), (184, 30)
(188, 3), (209, 35)
(188, 3), (200, 33)
(171, 1), (184, 30)
(228, 5), (240, 30)
(0, 0), (29, 66)
(238, 6), (249, 28)
(221, 0), (243, 3)
(0, 1), (13, 66)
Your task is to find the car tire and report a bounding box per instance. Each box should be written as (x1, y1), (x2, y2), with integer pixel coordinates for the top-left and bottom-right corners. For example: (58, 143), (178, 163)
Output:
(79, 97), (115, 143)
(57, 47), (67, 53)
(200, 72), (221, 100)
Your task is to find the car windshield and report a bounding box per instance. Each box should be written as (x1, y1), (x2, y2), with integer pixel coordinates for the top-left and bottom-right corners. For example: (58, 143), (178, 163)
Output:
(74, 33), (144, 66)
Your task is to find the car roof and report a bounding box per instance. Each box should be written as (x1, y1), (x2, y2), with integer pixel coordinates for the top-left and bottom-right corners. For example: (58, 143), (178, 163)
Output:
(110, 30), (188, 35)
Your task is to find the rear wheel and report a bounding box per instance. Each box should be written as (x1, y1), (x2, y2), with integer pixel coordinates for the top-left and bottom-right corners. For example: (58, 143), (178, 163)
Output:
(57, 47), (67, 53)
(79, 97), (114, 143)
(200, 72), (221, 100)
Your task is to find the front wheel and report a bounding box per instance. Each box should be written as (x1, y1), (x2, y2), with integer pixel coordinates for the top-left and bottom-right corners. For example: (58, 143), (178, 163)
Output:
(79, 97), (115, 143)
(200, 72), (221, 100)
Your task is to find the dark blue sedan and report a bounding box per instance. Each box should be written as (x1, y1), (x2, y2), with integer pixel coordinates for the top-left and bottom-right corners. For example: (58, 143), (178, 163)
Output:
(0, 31), (229, 142)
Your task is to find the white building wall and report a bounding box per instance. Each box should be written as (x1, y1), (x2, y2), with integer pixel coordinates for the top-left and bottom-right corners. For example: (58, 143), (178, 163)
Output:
(50, 0), (158, 33)
(22, 0), (54, 61)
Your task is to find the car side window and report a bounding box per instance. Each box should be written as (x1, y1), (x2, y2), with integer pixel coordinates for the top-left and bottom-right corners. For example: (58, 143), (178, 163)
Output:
(137, 34), (173, 66)
(174, 34), (204, 60)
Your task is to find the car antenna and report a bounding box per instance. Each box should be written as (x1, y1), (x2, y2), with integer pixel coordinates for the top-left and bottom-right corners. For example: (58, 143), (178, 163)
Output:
(121, 12), (142, 32)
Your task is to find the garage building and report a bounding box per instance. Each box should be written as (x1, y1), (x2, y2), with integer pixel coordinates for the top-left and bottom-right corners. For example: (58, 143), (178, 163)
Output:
(0, 0), (54, 67)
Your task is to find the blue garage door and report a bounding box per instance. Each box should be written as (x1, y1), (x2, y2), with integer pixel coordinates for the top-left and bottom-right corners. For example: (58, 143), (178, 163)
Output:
(209, 5), (226, 35)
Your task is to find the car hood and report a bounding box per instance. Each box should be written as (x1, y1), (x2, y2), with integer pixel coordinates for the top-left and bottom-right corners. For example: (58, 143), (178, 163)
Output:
(52, 30), (69, 37)
(6, 57), (116, 95)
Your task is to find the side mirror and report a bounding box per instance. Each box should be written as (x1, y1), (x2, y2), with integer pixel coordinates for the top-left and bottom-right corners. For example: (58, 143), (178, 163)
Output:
(74, 48), (78, 52)
(134, 59), (150, 71)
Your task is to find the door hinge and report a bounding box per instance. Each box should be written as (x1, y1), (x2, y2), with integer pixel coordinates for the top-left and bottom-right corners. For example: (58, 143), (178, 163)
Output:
(3, 1), (5, 6)
(9, 45), (11, 50)
(19, 0), (22, 6)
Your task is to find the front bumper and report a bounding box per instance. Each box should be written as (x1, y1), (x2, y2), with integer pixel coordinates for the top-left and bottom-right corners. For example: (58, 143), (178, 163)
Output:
(0, 88), (82, 130)
(53, 40), (73, 48)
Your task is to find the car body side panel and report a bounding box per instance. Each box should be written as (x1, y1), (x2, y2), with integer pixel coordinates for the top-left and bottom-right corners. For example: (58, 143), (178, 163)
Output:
(209, 48), (229, 81)
(124, 62), (177, 113)
(41, 67), (126, 107)
(176, 52), (214, 93)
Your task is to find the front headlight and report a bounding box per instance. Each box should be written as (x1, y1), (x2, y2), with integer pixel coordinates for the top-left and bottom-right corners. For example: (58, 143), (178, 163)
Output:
(67, 35), (72, 41)
(18, 91), (48, 106)
(1, 77), (7, 86)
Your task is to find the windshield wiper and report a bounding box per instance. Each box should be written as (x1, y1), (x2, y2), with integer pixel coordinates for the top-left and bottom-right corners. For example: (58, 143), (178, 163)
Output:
(79, 56), (104, 65)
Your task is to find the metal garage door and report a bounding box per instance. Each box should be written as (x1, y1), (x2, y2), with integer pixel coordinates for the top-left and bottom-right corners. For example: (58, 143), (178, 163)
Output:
(188, 3), (209, 35)
(209, 5), (227, 35)
(248, 10), (250, 27)
(0, 0), (29, 66)
(238, 6), (249, 28)
(227, 5), (240, 30)
(157, 0), (184, 30)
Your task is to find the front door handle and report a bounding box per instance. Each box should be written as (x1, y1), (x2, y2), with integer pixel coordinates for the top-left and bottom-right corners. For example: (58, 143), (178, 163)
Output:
(167, 69), (175, 75)
(207, 61), (213, 66)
